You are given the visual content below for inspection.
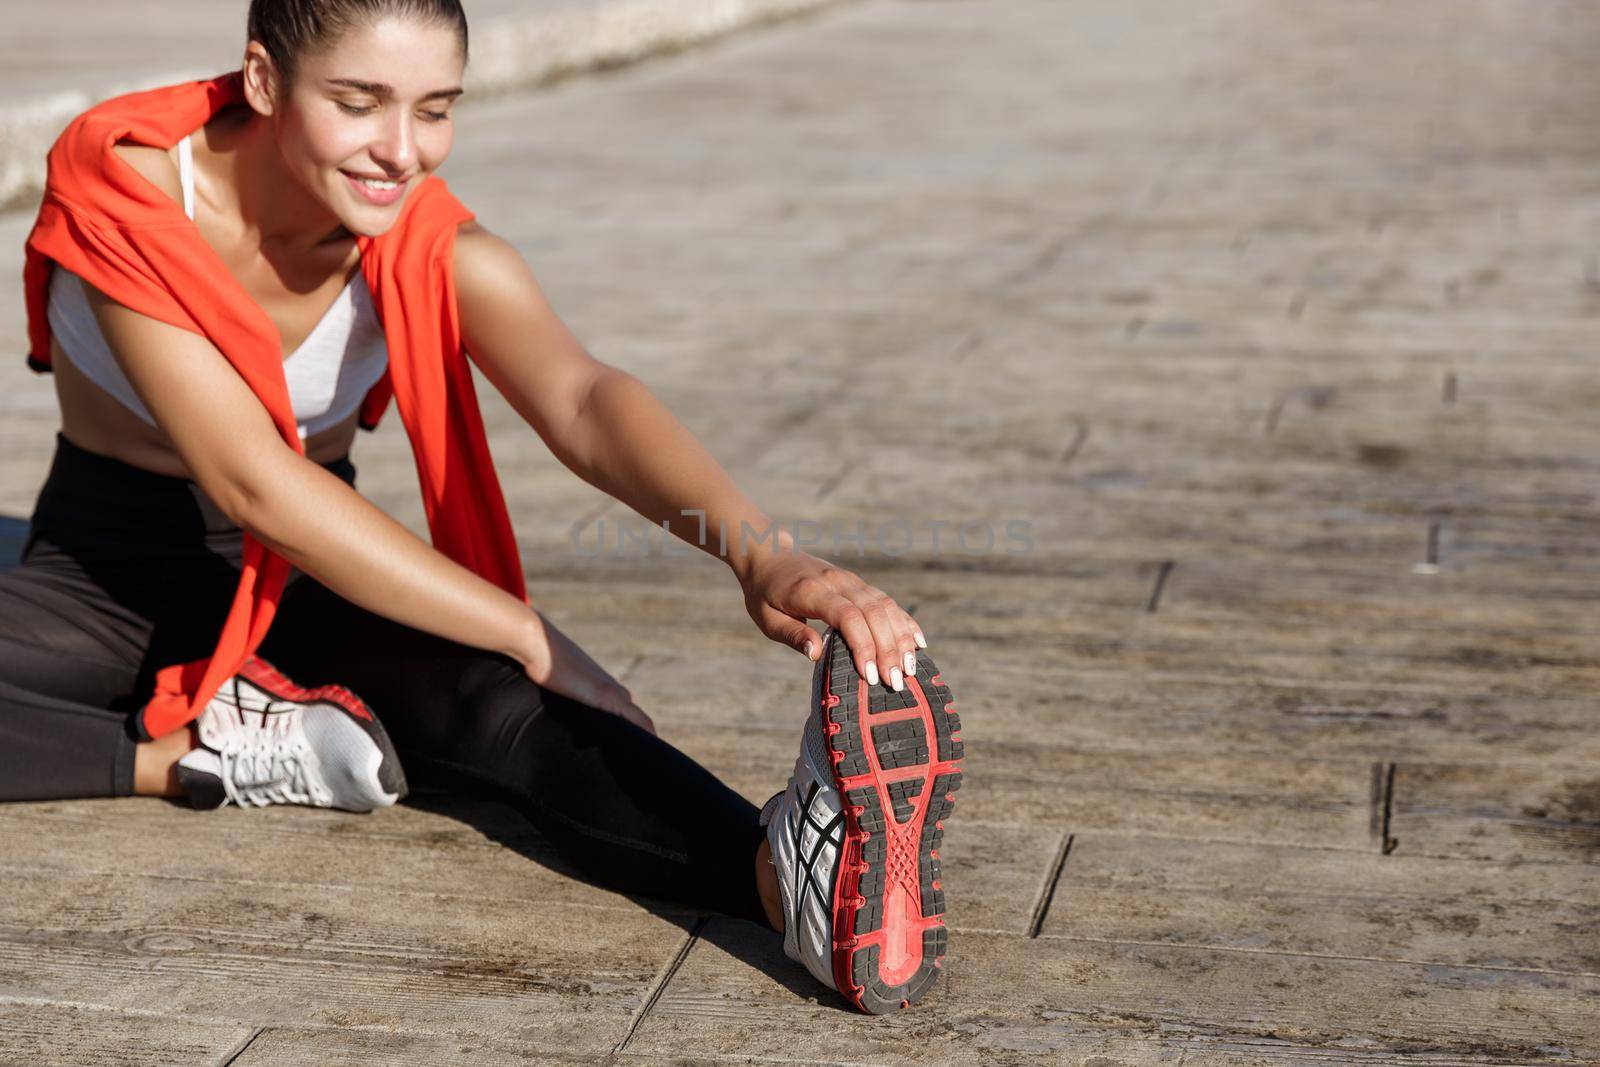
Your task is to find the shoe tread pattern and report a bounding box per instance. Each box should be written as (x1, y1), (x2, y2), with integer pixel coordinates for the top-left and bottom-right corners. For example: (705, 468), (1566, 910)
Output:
(820, 632), (963, 1015)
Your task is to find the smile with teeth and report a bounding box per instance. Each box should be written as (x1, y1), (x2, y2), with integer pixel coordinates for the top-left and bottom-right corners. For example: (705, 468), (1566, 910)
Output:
(342, 170), (410, 206)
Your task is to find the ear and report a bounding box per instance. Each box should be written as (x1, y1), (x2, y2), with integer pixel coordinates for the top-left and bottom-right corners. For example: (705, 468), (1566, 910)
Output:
(241, 41), (282, 117)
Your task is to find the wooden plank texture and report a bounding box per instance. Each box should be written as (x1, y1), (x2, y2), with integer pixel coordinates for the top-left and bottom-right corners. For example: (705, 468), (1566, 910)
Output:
(1389, 763), (1600, 865)
(625, 920), (1598, 1065)
(0, 864), (688, 1055)
(0, 1001), (251, 1067)
(1041, 833), (1599, 973)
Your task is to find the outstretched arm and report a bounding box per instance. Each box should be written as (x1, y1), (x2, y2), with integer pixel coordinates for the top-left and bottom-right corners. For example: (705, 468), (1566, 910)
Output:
(455, 223), (927, 690)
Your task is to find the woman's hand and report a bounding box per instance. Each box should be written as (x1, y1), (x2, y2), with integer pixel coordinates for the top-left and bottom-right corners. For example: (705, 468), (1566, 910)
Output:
(737, 548), (928, 690)
(516, 610), (656, 735)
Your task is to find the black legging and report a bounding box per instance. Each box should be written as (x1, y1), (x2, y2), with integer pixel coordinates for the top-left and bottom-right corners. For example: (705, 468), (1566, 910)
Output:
(0, 432), (770, 926)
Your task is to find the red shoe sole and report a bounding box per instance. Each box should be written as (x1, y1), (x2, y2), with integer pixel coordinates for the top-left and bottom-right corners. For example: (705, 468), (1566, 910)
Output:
(818, 628), (964, 1014)
(235, 656), (375, 723)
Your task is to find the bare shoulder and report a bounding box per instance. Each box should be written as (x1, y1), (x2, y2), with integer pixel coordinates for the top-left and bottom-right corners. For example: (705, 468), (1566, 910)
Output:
(111, 142), (182, 205)
(455, 221), (532, 286)
(449, 220), (604, 436)
(454, 220), (550, 313)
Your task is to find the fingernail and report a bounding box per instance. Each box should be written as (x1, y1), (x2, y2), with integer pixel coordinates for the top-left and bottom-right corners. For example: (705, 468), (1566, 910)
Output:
(904, 651), (916, 676)
(889, 666), (904, 692)
(914, 631), (927, 649)
(864, 661), (880, 687)
(803, 642), (816, 659)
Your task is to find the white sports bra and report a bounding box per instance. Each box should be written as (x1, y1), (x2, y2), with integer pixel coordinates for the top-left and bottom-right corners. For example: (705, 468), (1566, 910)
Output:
(46, 133), (389, 440)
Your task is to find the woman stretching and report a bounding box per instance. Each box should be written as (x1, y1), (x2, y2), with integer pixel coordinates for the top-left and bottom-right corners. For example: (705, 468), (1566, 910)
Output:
(0, 0), (964, 1015)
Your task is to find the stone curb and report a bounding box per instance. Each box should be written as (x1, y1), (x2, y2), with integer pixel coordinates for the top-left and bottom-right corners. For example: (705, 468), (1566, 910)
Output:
(0, 0), (851, 215)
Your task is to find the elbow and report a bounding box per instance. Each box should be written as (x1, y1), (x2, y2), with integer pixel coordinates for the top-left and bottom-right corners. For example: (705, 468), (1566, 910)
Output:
(197, 471), (267, 538)
(552, 366), (632, 469)
(577, 364), (638, 418)
(218, 479), (273, 537)
(190, 430), (317, 538)
(203, 461), (289, 541)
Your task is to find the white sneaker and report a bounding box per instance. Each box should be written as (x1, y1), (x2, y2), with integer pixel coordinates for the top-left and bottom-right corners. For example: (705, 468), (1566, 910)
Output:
(760, 627), (964, 1013)
(176, 656), (407, 813)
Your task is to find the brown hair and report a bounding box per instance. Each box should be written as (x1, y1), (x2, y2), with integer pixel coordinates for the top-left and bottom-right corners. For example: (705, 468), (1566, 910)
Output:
(246, 0), (469, 85)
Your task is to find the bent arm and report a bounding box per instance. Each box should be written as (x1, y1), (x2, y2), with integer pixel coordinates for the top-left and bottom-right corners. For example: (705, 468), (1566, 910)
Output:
(82, 282), (545, 668)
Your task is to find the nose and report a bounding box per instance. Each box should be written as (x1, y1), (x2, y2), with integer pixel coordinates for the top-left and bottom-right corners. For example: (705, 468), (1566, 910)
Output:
(369, 111), (418, 175)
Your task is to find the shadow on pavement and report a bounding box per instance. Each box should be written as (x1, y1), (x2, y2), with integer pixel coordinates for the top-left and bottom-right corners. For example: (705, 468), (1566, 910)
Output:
(0, 505), (848, 1010)
(397, 785), (854, 1015)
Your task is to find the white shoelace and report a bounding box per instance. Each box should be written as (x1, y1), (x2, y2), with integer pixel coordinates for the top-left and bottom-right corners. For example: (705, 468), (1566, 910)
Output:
(218, 737), (319, 807)
(203, 691), (332, 808)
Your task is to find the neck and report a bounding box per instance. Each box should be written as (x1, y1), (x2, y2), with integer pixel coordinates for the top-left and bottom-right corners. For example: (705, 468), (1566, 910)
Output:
(200, 108), (353, 257)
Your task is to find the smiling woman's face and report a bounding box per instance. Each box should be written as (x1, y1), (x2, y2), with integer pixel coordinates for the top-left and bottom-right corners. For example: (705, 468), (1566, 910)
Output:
(250, 15), (466, 236)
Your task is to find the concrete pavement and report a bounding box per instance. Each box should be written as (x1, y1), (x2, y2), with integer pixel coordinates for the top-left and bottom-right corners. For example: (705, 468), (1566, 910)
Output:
(0, 0), (853, 211)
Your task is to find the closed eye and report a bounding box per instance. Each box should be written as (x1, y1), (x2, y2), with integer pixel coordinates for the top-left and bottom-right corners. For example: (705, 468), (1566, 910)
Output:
(337, 101), (451, 123)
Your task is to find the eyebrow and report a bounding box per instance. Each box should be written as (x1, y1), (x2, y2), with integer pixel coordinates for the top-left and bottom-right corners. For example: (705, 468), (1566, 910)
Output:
(326, 78), (464, 102)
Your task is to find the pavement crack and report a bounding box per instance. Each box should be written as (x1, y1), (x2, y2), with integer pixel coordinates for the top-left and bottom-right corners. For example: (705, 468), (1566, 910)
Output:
(1263, 392), (1287, 435)
(616, 653), (647, 684)
(813, 460), (852, 501)
(949, 330), (983, 364)
(1263, 384), (1336, 435)
(1027, 832), (1073, 938)
(1058, 420), (1089, 464)
(218, 1026), (265, 1067)
(612, 915), (707, 1055)
(997, 235), (1070, 288)
(1371, 761), (1399, 854)
(1143, 560), (1175, 613)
